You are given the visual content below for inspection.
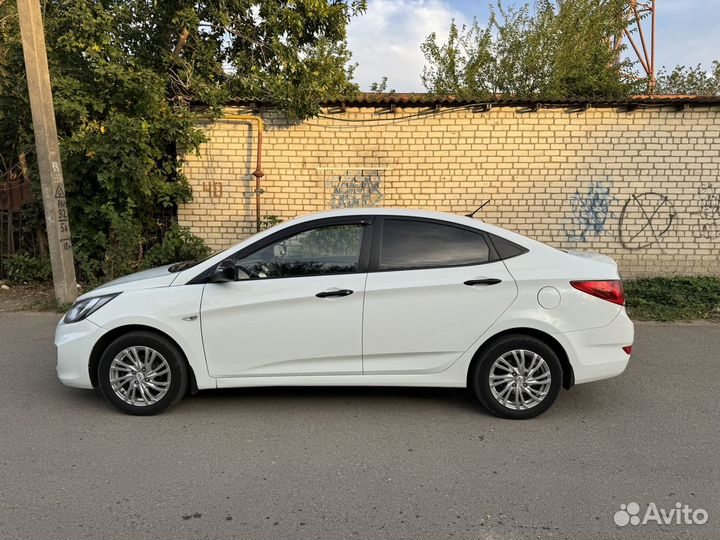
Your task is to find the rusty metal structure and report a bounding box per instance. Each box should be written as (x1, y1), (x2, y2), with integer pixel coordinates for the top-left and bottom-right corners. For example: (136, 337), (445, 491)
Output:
(0, 160), (34, 278)
(617, 0), (656, 90)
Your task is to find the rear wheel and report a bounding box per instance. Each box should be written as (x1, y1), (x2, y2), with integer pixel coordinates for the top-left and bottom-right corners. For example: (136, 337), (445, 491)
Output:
(98, 331), (188, 415)
(471, 335), (562, 419)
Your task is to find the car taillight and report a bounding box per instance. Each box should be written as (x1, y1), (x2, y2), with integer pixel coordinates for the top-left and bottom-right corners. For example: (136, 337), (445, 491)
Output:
(622, 345), (633, 355)
(570, 280), (625, 305)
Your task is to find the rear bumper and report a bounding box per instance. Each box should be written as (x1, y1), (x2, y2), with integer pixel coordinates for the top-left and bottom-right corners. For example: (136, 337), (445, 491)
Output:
(558, 308), (634, 385)
(55, 318), (106, 389)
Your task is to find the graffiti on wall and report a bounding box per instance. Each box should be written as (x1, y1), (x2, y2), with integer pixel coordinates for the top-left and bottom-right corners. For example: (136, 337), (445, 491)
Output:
(202, 181), (223, 199)
(564, 180), (615, 242)
(691, 181), (720, 240)
(324, 170), (384, 209)
(562, 179), (681, 251)
(618, 192), (676, 250)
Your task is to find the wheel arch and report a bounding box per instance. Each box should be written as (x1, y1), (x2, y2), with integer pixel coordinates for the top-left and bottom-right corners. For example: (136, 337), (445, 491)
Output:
(89, 324), (199, 393)
(467, 327), (574, 390)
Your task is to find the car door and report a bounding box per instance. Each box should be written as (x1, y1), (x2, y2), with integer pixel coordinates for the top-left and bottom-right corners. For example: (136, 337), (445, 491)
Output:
(201, 218), (371, 378)
(362, 217), (518, 375)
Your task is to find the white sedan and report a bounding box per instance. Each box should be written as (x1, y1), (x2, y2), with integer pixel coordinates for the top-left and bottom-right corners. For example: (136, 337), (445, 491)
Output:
(56, 209), (633, 419)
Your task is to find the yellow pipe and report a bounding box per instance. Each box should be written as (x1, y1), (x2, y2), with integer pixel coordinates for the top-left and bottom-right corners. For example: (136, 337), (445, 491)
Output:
(214, 114), (265, 232)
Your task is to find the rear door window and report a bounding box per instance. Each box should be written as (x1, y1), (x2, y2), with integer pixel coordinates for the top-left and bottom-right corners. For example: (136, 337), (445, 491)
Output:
(379, 219), (492, 271)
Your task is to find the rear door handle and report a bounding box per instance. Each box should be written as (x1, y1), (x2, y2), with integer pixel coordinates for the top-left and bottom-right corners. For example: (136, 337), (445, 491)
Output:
(464, 278), (502, 286)
(316, 289), (354, 298)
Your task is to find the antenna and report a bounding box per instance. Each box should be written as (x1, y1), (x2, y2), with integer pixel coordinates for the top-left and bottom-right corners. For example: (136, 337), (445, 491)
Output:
(466, 200), (491, 219)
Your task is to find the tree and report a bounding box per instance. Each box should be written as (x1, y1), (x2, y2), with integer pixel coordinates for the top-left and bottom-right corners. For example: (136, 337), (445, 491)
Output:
(421, 0), (642, 101)
(369, 76), (395, 93)
(0, 0), (365, 282)
(655, 62), (720, 95)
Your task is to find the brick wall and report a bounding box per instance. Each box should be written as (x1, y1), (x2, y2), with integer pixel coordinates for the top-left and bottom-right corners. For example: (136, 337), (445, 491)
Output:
(179, 105), (720, 277)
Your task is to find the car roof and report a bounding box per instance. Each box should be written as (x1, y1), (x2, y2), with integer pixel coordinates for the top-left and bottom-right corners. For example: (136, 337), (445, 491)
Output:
(287, 207), (523, 239)
(290, 207), (482, 226)
(287, 208), (558, 254)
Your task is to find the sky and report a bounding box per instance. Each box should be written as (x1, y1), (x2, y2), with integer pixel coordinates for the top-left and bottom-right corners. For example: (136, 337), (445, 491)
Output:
(347, 0), (720, 92)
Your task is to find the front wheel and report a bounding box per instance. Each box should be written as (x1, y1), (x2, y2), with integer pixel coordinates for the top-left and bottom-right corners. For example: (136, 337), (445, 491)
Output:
(97, 331), (188, 415)
(471, 335), (562, 419)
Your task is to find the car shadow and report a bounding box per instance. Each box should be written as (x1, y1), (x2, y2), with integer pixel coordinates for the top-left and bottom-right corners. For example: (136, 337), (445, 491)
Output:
(56, 378), (627, 421)
(183, 385), (489, 416)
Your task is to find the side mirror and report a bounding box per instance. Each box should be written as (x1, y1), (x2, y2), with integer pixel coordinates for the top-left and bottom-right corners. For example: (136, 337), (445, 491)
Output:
(209, 259), (236, 283)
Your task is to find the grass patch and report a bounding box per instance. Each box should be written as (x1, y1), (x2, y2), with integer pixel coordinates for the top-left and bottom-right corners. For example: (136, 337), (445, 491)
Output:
(624, 276), (720, 321)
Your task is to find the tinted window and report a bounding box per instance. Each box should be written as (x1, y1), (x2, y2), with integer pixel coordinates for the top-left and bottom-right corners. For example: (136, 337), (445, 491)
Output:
(379, 219), (491, 270)
(237, 224), (364, 279)
(488, 233), (528, 260)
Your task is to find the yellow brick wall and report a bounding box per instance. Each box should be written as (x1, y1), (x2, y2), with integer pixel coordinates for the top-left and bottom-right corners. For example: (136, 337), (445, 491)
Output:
(179, 105), (720, 277)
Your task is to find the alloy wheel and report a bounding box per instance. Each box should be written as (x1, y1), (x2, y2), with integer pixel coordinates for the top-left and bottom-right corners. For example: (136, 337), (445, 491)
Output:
(109, 346), (172, 406)
(488, 349), (552, 410)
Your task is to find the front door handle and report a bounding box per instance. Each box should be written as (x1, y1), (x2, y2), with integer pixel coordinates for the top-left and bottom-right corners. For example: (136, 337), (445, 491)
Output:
(464, 278), (502, 286)
(316, 289), (354, 298)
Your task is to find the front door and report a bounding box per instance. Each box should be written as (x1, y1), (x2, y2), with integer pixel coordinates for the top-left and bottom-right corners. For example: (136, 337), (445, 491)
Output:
(201, 221), (370, 378)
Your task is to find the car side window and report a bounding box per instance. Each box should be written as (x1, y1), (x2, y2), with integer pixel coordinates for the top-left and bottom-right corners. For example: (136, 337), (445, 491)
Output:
(236, 224), (365, 279)
(379, 219), (492, 271)
(487, 233), (528, 260)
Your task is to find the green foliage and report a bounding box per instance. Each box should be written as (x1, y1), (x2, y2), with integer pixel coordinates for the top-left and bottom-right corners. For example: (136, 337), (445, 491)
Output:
(260, 215), (284, 230)
(0, 0), (364, 283)
(143, 224), (211, 269)
(369, 76), (395, 93)
(421, 0), (642, 100)
(224, 0), (366, 119)
(6, 254), (53, 284)
(625, 277), (720, 321)
(655, 61), (720, 95)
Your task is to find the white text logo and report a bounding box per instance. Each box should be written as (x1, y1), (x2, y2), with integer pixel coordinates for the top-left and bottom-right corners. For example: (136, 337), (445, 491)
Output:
(614, 502), (708, 527)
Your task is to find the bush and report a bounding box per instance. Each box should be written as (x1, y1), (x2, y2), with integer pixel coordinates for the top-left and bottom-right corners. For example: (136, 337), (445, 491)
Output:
(143, 224), (211, 269)
(6, 254), (52, 284)
(261, 215), (284, 230)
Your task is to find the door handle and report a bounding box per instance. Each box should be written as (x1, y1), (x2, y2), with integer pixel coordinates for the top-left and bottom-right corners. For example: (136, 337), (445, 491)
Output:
(316, 289), (354, 298)
(464, 278), (502, 286)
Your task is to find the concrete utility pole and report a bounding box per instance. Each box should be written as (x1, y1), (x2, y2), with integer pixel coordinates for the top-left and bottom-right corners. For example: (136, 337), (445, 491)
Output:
(17, 0), (77, 304)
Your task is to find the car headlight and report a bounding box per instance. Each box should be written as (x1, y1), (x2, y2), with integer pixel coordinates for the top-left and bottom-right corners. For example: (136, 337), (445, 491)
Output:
(63, 293), (120, 324)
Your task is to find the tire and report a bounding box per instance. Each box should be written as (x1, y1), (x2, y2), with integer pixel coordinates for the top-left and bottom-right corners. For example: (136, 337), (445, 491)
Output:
(471, 335), (562, 419)
(97, 331), (188, 415)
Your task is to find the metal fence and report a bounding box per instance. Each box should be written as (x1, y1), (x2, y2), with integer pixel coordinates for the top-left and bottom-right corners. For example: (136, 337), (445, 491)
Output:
(0, 163), (35, 279)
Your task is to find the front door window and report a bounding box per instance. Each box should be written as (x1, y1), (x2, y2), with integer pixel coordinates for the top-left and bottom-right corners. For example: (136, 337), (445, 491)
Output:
(236, 224), (365, 279)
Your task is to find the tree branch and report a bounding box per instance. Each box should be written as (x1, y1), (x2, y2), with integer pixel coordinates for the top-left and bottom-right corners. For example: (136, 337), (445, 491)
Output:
(173, 27), (189, 56)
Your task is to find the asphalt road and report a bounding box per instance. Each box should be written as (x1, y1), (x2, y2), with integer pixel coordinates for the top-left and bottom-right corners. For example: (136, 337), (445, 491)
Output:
(0, 313), (718, 540)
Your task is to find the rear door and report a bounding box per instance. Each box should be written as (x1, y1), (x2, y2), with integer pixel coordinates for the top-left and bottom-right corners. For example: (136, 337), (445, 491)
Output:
(362, 217), (517, 374)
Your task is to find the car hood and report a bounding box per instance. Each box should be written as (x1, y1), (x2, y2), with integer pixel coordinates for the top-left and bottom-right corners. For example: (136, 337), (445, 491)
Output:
(77, 264), (179, 301)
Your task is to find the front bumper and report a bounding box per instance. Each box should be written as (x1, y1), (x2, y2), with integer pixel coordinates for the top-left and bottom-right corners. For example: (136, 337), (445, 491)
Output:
(559, 308), (635, 385)
(55, 317), (106, 389)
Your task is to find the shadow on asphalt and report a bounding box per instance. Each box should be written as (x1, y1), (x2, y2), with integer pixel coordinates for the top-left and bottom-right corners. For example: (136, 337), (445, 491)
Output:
(62, 378), (629, 420)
